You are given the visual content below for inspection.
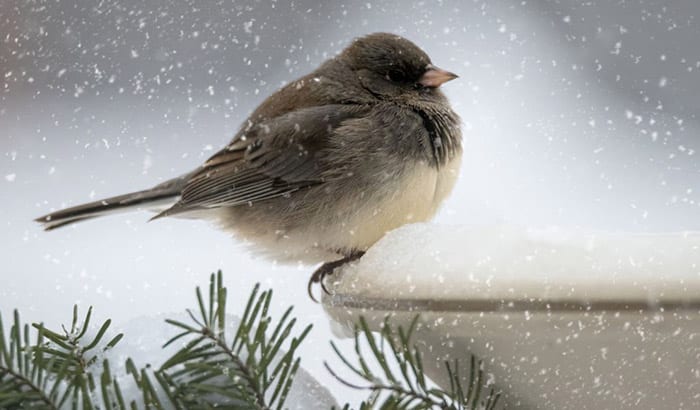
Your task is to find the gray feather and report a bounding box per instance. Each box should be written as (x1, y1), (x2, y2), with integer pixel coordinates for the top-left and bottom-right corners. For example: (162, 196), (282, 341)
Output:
(35, 173), (191, 230)
(153, 105), (367, 218)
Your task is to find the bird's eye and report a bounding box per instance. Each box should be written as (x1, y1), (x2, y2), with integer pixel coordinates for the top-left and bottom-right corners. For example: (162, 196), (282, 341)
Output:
(387, 69), (406, 83)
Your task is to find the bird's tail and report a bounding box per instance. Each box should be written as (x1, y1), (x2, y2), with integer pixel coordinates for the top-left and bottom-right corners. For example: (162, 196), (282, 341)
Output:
(35, 174), (191, 231)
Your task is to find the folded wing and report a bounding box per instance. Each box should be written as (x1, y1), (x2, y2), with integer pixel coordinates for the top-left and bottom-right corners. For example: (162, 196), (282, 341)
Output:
(155, 104), (367, 217)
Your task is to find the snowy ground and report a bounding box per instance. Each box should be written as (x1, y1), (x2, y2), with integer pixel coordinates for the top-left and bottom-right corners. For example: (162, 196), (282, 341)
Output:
(2, 1), (699, 407)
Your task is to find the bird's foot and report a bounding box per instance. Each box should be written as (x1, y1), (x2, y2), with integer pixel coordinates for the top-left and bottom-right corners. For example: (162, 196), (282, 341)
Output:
(307, 251), (365, 303)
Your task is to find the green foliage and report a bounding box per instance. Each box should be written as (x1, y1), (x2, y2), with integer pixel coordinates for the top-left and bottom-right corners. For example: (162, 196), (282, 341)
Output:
(0, 306), (123, 410)
(328, 317), (501, 410)
(0, 272), (502, 409)
(0, 272), (311, 410)
(156, 272), (312, 409)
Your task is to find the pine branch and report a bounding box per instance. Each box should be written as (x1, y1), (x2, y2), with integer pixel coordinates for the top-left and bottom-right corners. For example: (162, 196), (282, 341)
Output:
(0, 273), (313, 410)
(0, 310), (58, 409)
(0, 306), (123, 410)
(2, 271), (503, 409)
(327, 316), (502, 410)
(156, 271), (312, 410)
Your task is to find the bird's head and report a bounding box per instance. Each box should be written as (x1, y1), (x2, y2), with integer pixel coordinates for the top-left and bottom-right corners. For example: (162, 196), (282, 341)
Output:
(340, 33), (458, 99)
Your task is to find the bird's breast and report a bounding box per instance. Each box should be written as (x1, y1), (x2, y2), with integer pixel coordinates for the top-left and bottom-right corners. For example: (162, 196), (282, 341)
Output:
(335, 152), (462, 251)
(211, 153), (461, 264)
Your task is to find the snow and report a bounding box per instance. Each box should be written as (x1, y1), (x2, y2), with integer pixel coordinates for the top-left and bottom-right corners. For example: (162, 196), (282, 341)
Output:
(325, 224), (700, 409)
(330, 223), (700, 302)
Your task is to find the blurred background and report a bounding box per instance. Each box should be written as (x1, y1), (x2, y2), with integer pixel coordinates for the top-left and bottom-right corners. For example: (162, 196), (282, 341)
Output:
(2, 0), (699, 404)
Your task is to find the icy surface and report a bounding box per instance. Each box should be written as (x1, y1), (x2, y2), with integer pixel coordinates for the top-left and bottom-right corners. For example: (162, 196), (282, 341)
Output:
(106, 313), (338, 409)
(331, 223), (700, 301)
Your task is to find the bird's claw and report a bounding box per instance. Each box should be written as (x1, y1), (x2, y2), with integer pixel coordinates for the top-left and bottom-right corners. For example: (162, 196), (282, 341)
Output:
(307, 251), (365, 303)
(307, 262), (336, 303)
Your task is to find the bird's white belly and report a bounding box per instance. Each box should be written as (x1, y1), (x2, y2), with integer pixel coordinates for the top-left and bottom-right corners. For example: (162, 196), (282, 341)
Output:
(325, 154), (462, 252)
(214, 153), (461, 264)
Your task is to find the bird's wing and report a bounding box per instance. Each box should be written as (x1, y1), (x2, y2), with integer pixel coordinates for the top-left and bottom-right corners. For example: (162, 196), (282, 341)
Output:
(155, 104), (366, 217)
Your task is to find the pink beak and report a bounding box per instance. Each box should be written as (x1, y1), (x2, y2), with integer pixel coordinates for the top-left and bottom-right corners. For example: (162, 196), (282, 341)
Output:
(419, 64), (459, 88)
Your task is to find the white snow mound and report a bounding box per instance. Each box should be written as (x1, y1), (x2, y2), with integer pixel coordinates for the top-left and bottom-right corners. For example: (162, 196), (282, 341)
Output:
(329, 224), (700, 302)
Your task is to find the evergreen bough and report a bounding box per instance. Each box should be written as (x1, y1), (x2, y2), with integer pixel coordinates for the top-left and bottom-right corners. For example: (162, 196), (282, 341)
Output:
(0, 271), (501, 409)
(328, 316), (500, 410)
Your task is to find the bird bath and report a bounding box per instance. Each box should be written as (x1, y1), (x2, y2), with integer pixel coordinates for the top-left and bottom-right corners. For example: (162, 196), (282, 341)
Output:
(323, 224), (700, 409)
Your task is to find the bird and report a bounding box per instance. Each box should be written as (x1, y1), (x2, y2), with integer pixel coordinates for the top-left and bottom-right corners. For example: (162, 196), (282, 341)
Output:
(35, 32), (462, 300)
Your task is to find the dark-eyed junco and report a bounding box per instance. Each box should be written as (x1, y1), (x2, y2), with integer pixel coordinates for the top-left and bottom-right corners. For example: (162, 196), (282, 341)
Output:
(36, 32), (461, 299)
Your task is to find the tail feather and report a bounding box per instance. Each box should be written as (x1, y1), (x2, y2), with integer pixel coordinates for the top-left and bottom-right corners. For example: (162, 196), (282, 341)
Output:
(35, 174), (191, 231)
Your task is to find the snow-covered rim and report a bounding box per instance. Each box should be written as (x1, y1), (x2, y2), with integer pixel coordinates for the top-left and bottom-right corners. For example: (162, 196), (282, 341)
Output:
(326, 295), (700, 313)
